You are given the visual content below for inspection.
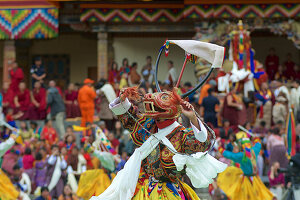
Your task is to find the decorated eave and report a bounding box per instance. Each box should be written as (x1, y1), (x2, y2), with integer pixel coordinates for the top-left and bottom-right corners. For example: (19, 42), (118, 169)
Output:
(80, 1), (300, 23)
(0, 1), (59, 39)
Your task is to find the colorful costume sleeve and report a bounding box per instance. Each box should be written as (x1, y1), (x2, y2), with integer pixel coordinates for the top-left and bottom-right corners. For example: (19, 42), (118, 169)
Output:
(223, 150), (244, 163)
(252, 142), (262, 157)
(93, 150), (115, 172)
(109, 97), (152, 147)
(183, 122), (212, 154)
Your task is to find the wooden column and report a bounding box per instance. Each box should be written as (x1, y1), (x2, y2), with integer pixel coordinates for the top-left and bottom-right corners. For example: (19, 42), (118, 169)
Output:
(3, 40), (16, 85)
(97, 32), (108, 80)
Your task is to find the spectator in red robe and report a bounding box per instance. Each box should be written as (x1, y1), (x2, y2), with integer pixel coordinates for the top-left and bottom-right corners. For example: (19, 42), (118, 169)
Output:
(283, 53), (296, 80)
(1, 82), (14, 114)
(41, 119), (58, 146)
(14, 82), (30, 120)
(9, 61), (24, 92)
(265, 48), (279, 80)
(64, 83), (81, 119)
(108, 61), (120, 84)
(29, 81), (47, 120)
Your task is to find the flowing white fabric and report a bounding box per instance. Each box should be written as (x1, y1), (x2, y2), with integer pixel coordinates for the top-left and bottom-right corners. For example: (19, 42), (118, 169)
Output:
(173, 152), (227, 188)
(169, 40), (225, 68)
(90, 122), (180, 200)
(218, 74), (230, 93)
(20, 172), (31, 195)
(0, 137), (15, 157)
(100, 83), (117, 103)
(90, 120), (227, 200)
(48, 156), (62, 191)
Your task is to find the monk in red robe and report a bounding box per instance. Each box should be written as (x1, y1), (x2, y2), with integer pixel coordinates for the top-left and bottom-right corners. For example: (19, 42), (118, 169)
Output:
(9, 62), (24, 92)
(265, 48), (279, 81)
(14, 82), (30, 120)
(1, 82), (14, 114)
(64, 83), (81, 118)
(283, 53), (296, 80)
(28, 81), (47, 120)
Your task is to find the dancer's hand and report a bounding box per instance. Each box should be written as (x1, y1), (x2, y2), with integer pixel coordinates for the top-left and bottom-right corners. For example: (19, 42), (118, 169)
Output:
(181, 101), (196, 120)
(120, 86), (140, 102)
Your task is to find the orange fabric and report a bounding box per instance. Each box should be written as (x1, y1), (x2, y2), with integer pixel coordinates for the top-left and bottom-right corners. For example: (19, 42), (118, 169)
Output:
(78, 85), (96, 126)
(198, 83), (211, 105)
(80, 106), (94, 127)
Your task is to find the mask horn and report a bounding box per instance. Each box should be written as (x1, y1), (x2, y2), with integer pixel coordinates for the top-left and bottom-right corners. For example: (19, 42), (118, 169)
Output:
(181, 68), (214, 98)
(154, 45), (165, 93)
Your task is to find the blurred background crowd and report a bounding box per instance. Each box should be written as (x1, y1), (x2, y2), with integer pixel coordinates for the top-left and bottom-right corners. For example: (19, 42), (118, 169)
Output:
(0, 48), (300, 200)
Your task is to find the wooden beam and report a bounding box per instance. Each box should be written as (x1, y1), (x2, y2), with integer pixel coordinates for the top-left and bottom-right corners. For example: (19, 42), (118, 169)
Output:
(185, 0), (300, 4)
(80, 3), (184, 9)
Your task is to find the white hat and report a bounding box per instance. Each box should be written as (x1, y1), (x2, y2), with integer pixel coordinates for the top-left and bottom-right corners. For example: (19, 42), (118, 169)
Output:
(276, 96), (287, 102)
(169, 40), (225, 68)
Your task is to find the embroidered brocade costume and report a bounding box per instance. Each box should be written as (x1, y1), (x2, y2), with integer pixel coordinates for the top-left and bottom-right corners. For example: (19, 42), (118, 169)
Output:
(117, 105), (212, 199)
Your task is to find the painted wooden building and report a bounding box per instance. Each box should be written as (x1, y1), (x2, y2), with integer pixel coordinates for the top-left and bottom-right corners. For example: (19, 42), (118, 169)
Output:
(0, 0), (299, 88)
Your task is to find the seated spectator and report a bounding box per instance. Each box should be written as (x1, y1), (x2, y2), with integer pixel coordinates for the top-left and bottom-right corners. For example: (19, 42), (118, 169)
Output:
(64, 83), (81, 119)
(267, 128), (288, 168)
(5, 108), (19, 128)
(116, 151), (128, 171)
(9, 61), (24, 92)
(252, 121), (268, 136)
(19, 121), (35, 143)
(119, 58), (130, 76)
(23, 147), (35, 185)
(268, 162), (284, 200)
(22, 147), (34, 170)
(128, 62), (141, 86)
(29, 81), (47, 120)
(272, 96), (287, 124)
(14, 82), (30, 120)
(283, 53), (295, 80)
(34, 152), (48, 188)
(12, 164), (31, 195)
(99, 121), (109, 136)
(46, 145), (67, 198)
(2, 145), (20, 174)
(58, 184), (79, 200)
(1, 82), (14, 114)
(30, 121), (42, 139)
(219, 119), (233, 140)
(61, 146), (68, 161)
(221, 85), (246, 126)
(119, 73), (128, 89)
(35, 186), (51, 200)
(64, 134), (76, 154)
(108, 132), (119, 154)
(108, 61), (120, 84)
(41, 119), (58, 146)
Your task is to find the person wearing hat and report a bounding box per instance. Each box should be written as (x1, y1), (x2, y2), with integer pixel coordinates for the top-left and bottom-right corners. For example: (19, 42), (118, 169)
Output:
(31, 57), (46, 88)
(217, 133), (273, 200)
(272, 95), (288, 125)
(78, 79), (97, 127)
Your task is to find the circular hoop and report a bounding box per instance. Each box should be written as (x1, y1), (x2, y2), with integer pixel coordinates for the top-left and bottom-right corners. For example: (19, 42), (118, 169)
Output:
(154, 44), (214, 98)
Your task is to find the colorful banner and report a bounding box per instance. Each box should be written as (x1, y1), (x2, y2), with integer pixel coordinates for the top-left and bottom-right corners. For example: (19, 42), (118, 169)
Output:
(81, 8), (183, 23)
(0, 8), (58, 39)
(81, 4), (300, 22)
(286, 111), (296, 157)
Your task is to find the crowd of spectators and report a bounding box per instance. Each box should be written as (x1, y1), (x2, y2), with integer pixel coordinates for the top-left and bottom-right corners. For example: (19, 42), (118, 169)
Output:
(0, 50), (300, 200)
